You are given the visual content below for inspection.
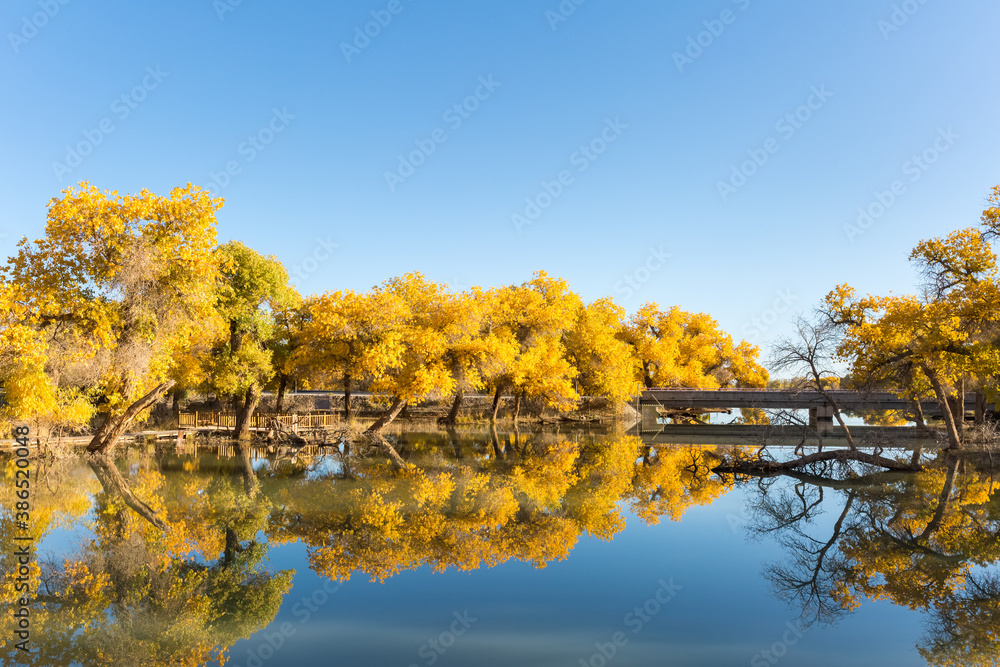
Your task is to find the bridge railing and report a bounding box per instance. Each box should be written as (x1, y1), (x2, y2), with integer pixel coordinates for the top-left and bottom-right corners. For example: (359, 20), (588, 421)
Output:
(644, 387), (910, 393)
(178, 412), (341, 431)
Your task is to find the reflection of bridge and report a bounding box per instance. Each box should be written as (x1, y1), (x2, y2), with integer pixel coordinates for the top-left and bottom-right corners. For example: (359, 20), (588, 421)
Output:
(639, 389), (992, 433)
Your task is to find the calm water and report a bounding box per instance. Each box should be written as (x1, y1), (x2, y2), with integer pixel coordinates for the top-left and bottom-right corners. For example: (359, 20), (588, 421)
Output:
(2, 428), (995, 666)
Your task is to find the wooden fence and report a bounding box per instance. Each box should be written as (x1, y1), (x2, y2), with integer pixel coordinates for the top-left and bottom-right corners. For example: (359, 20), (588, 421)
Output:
(178, 412), (340, 431)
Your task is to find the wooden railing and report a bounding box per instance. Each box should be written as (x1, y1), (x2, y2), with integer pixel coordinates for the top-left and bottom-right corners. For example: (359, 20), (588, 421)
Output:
(178, 412), (341, 431)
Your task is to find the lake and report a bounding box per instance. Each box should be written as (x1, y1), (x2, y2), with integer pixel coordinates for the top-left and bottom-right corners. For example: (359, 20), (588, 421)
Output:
(2, 427), (993, 666)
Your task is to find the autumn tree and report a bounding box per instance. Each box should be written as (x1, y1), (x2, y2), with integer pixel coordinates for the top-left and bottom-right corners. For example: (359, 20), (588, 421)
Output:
(827, 228), (1000, 450)
(980, 184), (1000, 240)
(2, 183), (221, 454)
(622, 303), (768, 389)
(426, 287), (502, 425)
(268, 300), (309, 413)
(362, 273), (462, 433)
(0, 281), (94, 439)
(207, 241), (299, 440)
(481, 272), (582, 422)
(564, 297), (639, 405)
(296, 288), (407, 422)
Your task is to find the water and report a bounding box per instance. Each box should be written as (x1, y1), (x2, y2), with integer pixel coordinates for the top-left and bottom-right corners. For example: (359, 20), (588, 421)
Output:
(1, 428), (994, 666)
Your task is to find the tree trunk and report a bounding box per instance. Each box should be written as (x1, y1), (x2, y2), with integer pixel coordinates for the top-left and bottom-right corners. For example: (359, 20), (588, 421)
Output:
(911, 398), (929, 432)
(233, 443), (258, 498)
(491, 387), (503, 422)
(230, 320), (244, 355)
(512, 393), (523, 425)
(344, 372), (352, 422)
(275, 374), (288, 414)
(87, 454), (169, 530)
(489, 422), (504, 460)
(924, 365), (963, 450)
(171, 389), (180, 418)
(87, 381), (176, 455)
(224, 527), (240, 567)
(369, 433), (407, 470)
(447, 427), (462, 458)
(976, 391), (987, 424)
(441, 391), (464, 425)
(641, 361), (654, 389)
(234, 384), (262, 441)
(951, 376), (966, 435)
(365, 396), (408, 435)
(919, 455), (959, 540)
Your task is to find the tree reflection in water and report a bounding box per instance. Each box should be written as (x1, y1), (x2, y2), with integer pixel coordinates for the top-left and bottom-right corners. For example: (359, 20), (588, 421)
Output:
(734, 452), (1000, 666)
(5, 432), (998, 666)
(2, 432), (734, 666)
(1, 446), (292, 667)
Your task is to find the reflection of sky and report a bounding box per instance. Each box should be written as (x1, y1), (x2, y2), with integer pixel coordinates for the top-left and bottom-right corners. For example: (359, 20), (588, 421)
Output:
(226, 483), (927, 667)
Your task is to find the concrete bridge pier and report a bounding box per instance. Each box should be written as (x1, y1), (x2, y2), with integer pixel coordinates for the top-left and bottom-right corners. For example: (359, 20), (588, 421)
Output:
(809, 405), (835, 435)
(641, 404), (660, 432)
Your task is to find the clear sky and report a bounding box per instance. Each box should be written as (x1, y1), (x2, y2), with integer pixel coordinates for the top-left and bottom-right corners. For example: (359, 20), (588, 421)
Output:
(2, 0), (998, 354)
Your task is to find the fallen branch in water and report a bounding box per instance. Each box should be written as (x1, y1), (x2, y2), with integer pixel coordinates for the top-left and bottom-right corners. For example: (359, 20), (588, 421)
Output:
(713, 448), (922, 474)
(265, 418), (307, 446)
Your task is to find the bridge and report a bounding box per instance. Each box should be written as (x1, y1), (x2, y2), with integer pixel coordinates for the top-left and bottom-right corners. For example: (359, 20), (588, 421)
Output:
(639, 388), (991, 433)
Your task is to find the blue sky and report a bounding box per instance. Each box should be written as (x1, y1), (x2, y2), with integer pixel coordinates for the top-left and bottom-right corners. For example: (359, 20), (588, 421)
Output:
(2, 0), (998, 354)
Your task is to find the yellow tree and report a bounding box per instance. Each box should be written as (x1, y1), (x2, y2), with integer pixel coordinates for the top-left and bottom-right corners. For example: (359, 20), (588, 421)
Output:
(2, 183), (221, 454)
(623, 303), (768, 389)
(482, 272), (582, 422)
(564, 297), (639, 404)
(363, 273), (462, 432)
(438, 288), (492, 425)
(0, 281), (94, 438)
(295, 287), (408, 423)
(165, 317), (226, 417)
(827, 228), (1000, 450)
(981, 184), (1000, 239)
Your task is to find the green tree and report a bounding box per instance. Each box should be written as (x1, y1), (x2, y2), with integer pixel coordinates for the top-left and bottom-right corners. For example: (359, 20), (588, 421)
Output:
(208, 241), (299, 439)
